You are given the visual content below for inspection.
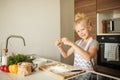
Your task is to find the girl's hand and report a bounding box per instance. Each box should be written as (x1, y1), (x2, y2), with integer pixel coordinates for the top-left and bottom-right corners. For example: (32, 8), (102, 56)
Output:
(62, 37), (73, 46)
(55, 39), (62, 47)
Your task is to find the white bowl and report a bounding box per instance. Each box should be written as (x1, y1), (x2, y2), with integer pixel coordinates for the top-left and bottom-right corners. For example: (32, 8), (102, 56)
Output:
(32, 58), (47, 67)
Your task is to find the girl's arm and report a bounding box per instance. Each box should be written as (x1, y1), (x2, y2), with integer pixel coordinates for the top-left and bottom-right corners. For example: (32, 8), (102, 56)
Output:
(72, 43), (97, 61)
(57, 46), (74, 58)
(62, 37), (98, 61)
(55, 38), (74, 58)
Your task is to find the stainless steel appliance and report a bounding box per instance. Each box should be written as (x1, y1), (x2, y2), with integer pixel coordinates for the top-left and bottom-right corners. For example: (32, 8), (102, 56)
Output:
(69, 72), (119, 80)
(103, 18), (120, 33)
(88, 72), (118, 80)
(97, 35), (120, 70)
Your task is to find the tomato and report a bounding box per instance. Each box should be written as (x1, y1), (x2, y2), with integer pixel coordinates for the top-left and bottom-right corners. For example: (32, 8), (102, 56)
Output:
(0, 65), (5, 71)
(3, 66), (9, 72)
(0, 65), (9, 72)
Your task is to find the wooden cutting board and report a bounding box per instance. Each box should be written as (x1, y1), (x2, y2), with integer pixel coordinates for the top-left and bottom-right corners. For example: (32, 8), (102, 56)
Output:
(39, 62), (86, 80)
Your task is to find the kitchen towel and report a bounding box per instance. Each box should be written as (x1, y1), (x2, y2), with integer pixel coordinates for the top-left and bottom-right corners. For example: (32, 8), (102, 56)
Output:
(104, 43), (119, 61)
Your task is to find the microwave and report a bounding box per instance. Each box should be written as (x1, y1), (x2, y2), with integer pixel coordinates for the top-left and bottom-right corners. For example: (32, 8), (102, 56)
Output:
(102, 18), (120, 33)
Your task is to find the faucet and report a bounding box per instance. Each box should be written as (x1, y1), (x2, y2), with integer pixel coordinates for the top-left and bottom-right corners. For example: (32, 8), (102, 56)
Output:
(5, 35), (26, 53)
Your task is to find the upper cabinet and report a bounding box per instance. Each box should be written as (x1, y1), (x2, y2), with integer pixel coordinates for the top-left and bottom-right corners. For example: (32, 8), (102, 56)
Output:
(97, 0), (120, 35)
(75, 0), (120, 36)
(75, 0), (97, 39)
(97, 0), (120, 12)
(97, 9), (120, 35)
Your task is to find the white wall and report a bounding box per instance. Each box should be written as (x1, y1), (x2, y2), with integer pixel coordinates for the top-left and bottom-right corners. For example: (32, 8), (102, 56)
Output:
(60, 0), (74, 65)
(0, 0), (61, 61)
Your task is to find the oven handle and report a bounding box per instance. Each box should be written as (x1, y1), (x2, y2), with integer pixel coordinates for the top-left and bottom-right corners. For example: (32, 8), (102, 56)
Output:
(98, 43), (120, 45)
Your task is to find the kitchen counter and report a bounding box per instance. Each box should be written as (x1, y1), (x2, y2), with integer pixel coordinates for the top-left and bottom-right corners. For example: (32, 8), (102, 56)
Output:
(0, 57), (86, 80)
(0, 57), (120, 80)
(0, 70), (61, 80)
(1, 70), (120, 80)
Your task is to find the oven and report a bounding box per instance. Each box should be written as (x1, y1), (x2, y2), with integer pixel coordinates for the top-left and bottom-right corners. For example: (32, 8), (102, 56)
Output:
(97, 35), (120, 70)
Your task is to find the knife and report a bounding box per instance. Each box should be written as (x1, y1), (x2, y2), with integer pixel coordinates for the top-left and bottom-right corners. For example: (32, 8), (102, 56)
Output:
(70, 69), (82, 72)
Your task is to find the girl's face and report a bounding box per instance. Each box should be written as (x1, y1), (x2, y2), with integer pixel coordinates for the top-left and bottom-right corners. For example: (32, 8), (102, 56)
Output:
(75, 20), (91, 40)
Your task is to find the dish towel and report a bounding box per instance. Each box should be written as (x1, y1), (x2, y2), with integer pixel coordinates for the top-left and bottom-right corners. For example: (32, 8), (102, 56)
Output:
(104, 43), (119, 61)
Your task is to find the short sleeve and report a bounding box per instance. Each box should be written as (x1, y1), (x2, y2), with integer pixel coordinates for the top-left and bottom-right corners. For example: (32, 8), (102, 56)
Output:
(89, 40), (99, 50)
(75, 40), (81, 44)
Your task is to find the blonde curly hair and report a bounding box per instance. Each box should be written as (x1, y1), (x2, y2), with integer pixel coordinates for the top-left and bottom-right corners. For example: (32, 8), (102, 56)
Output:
(73, 13), (92, 30)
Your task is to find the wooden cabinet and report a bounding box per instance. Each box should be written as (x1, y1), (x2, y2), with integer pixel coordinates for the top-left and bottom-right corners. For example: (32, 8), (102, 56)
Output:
(74, 0), (97, 67)
(96, 0), (120, 35)
(75, 0), (120, 38)
(74, 0), (120, 78)
(97, 9), (120, 35)
(74, 0), (97, 40)
(97, 0), (120, 12)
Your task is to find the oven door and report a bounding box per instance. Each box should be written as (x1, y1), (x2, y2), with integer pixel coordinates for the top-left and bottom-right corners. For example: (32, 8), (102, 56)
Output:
(97, 43), (120, 70)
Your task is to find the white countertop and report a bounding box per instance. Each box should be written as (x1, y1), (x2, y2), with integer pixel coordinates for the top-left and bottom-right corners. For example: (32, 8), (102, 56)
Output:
(0, 57), (85, 80)
(1, 68), (120, 80)
(0, 57), (120, 80)
(0, 70), (61, 80)
(1, 70), (120, 80)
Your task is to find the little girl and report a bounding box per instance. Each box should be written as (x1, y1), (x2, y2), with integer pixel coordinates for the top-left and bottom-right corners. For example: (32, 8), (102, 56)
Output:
(55, 13), (98, 72)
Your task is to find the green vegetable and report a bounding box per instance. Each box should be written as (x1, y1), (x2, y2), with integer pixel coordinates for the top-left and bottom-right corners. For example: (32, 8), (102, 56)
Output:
(8, 54), (31, 65)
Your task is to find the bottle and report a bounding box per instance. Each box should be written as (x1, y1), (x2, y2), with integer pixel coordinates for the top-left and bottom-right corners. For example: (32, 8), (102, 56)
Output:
(1, 49), (8, 65)
(0, 53), (2, 65)
(0, 43), (2, 65)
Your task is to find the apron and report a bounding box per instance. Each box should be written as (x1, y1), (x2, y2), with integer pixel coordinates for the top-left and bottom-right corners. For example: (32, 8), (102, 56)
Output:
(74, 37), (94, 71)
